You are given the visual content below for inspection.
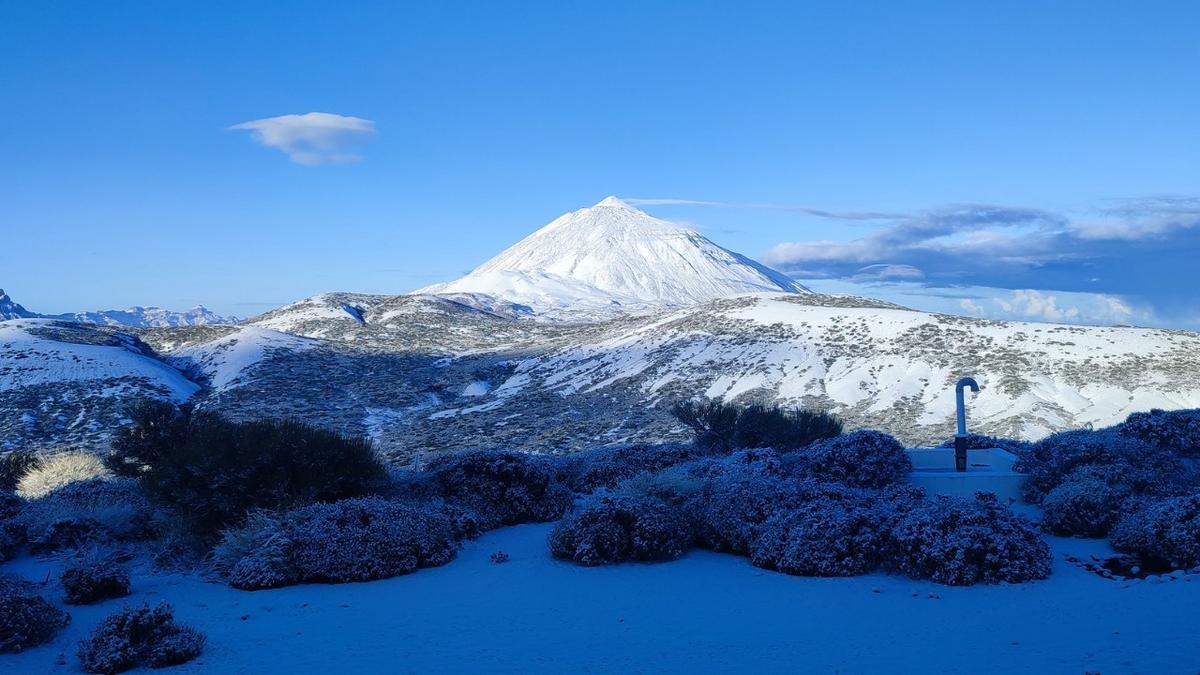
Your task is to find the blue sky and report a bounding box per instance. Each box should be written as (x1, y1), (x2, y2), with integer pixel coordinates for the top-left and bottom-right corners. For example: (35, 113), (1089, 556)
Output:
(2, 1), (1198, 327)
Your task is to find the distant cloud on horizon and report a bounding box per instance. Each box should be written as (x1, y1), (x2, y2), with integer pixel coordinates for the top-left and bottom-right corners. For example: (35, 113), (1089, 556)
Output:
(229, 112), (376, 165)
(752, 196), (1200, 329)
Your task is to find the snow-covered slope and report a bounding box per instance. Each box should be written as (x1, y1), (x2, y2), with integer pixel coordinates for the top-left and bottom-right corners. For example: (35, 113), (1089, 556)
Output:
(0, 288), (237, 327)
(418, 196), (808, 319)
(168, 326), (316, 392)
(0, 319), (200, 450)
(143, 292), (1200, 462)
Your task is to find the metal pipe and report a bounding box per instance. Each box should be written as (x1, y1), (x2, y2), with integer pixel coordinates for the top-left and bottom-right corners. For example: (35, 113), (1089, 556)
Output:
(955, 377), (980, 437)
(954, 377), (980, 472)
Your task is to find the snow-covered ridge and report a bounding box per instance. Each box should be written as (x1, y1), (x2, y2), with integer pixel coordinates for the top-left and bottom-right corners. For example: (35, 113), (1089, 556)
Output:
(417, 197), (808, 320)
(0, 288), (237, 327)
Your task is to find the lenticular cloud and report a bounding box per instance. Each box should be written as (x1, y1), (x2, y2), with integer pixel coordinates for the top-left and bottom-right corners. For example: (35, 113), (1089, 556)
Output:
(229, 112), (376, 165)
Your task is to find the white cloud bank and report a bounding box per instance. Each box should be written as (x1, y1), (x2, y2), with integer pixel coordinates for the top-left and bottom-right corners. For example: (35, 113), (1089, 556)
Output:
(229, 112), (376, 165)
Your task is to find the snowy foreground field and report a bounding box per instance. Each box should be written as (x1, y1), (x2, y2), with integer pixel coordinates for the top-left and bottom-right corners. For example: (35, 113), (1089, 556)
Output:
(6, 522), (1199, 674)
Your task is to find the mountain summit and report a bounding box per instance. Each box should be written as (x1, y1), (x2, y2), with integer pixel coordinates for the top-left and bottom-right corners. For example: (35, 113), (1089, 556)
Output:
(418, 196), (808, 318)
(0, 289), (38, 320)
(0, 288), (237, 327)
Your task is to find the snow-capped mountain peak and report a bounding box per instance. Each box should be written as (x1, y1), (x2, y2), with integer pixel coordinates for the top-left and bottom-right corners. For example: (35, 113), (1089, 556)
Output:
(0, 289), (38, 320)
(0, 289), (238, 327)
(418, 197), (808, 320)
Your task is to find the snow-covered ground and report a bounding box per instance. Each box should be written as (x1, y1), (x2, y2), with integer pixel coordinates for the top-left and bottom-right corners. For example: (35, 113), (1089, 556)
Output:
(0, 320), (197, 401)
(6, 524), (1199, 674)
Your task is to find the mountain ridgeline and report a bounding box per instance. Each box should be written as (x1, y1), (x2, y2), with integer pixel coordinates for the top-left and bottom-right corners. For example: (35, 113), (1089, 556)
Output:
(3, 199), (1200, 460)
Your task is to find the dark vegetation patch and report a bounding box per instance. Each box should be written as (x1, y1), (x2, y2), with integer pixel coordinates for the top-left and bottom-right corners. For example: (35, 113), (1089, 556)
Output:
(0, 451), (42, 493)
(671, 400), (841, 453)
(107, 400), (387, 536)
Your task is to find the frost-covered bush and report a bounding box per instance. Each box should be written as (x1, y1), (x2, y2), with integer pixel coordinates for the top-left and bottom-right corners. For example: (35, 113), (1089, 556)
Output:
(612, 463), (710, 508)
(62, 548), (131, 605)
(1039, 466), (1132, 537)
(549, 494), (692, 566)
(562, 443), (709, 493)
(16, 450), (111, 499)
(112, 412), (387, 536)
(77, 603), (203, 674)
(937, 433), (1033, 458)
(692, 475), (815, 554)
(15, 479), (155, 553)
(1110, 495), (1200, 570)
(889, 493), (1051, 585)
(783, 430), (912, 489)
(671, 400), (842, 452)
(0, 451), (42, 492)
(614, 448), (794, 554)
(215, 498), (458, 590)
(1119, 408), (1200, 456)
(426, 450), (572, 530)
(1016, 429), (1190, 503)
(750, 492), (889, 576)
(0, 573), (70, 653)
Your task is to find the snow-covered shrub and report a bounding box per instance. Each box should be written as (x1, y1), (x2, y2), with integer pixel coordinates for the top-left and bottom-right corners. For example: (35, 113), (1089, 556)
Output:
(562, 443), (709, 493)
(0, 451), (41, 492)
(62, 548), (131, 605)
(426, 450), (573, 530)
(16, 450), (111, 499)
(77, 603), (203, 674)
(15, 479), (155, 553)
(113, 412), (387, 536)
(783, 430), (912, 489)
(889, 493), (1051, 585)
(610, 448), (793, 554)
(1110, 494), (1200, 570)
(1119, 408), (1200, 456)
(0, 573), (70, 653)
(692, 475), (815, 554)
(549, 494), (692, 566)
(612, 463), (710, 508)
(937, 433), (1033, 458)
(671, 400), (842, 452)
(215, 498), (458, 590)
(1016, 429), (1190, 503)
(750, 492), (889, 576)
(1039, 466), (1133, 537)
